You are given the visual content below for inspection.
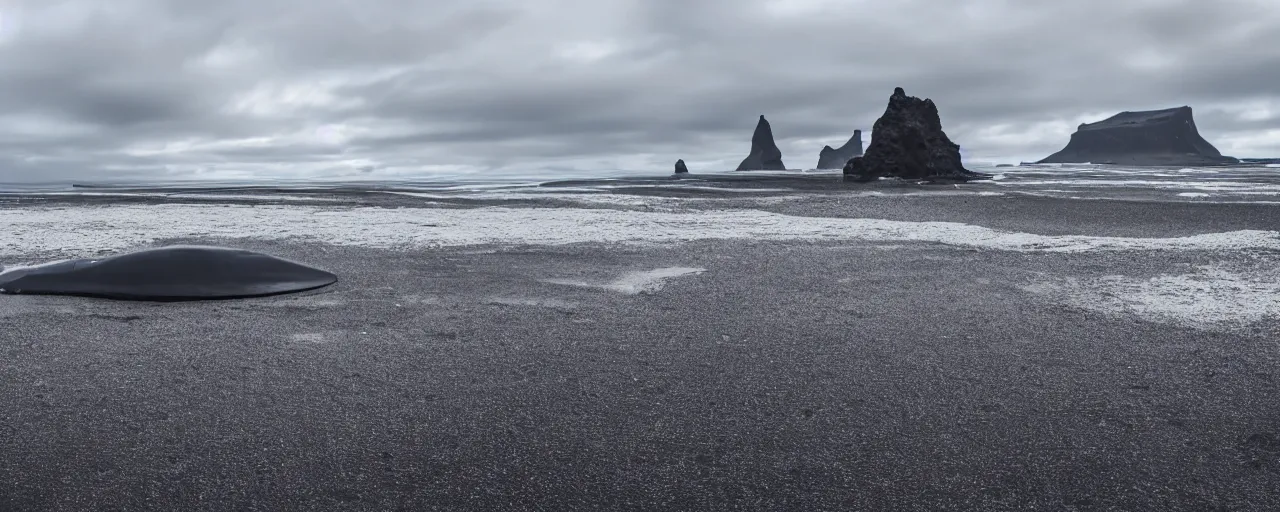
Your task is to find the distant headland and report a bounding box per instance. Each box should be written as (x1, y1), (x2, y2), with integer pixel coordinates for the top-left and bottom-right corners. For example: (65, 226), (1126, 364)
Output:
(1036, 106), (1239, 166)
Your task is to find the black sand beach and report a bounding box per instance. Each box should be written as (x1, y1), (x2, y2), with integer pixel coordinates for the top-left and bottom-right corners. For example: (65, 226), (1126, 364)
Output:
(2, 182), (1280, 511)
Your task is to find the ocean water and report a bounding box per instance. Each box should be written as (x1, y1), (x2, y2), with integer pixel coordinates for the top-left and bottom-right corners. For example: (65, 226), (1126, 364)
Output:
(1, 163), (1278, 204)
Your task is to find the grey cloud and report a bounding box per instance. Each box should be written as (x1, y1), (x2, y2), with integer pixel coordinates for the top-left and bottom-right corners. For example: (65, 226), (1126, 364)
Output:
(224, 2), (521, 72)
(0, 0), (1278, 182)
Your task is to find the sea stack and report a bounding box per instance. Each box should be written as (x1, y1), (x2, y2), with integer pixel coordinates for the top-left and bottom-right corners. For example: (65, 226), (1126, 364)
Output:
(817, 130), (863, 169)
(843, 87), (987, 182)
(735, 115), (786, 171)
(1036, 106), (1239, 166)
(674, 159), (688, 174)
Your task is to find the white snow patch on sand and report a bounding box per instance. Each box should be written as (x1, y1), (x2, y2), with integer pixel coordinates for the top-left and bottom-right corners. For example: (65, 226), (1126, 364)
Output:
(1177, 168), (1221, 174)
(289, 332), (331, 343)
(597, 184), (796, 194)
(385, 191), (671, 207)
(261, 297), (349, 309)
(2, 204), (1280, 258)
(485, 296), (579, 309)
(545, 267), (707, 295)
(1023, 265), (1280, 327)
(998, 180), (1280, 193)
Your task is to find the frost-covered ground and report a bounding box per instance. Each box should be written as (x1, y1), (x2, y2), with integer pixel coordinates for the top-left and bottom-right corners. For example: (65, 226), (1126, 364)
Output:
(4, 196), (1279, 329)
(4, 203), (1280, 257)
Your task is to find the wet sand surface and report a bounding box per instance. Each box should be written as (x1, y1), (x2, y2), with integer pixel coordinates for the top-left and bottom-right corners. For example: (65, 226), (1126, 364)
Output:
(2, 189), (1280, 511)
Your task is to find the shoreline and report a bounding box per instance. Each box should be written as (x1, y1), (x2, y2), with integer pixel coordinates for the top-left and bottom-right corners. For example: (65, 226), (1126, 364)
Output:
(4, 190), (1280, 260)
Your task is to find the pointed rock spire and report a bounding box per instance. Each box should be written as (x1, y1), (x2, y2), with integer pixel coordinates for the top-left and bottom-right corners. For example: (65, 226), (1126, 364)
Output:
(735, 115), (786, 171)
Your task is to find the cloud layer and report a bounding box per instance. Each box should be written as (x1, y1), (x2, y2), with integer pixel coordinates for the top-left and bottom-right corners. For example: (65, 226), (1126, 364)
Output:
(1, 0), (1278, 181)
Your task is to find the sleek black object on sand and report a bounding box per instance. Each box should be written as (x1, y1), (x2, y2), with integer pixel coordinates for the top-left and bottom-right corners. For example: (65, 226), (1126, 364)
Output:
(1036, 106), (1239, 166)
(0, 246), (337, 301)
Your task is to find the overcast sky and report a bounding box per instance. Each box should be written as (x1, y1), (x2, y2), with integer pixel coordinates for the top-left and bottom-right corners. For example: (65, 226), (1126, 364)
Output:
(1, 0), (1278, 181)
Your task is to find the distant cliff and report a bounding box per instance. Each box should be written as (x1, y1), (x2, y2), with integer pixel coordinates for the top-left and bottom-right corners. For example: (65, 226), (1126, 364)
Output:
(735, 115), (786, 171)
(817, 130), (863, 169)
(1037, 107), (1238, 166)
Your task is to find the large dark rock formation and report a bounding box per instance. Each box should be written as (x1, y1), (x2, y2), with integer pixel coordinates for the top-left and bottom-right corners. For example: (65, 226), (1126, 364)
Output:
(674, 159), (688, 174)
(843, 87), (987, 182)
(735, 115), (786, 171)
(1037, 107), (1239, 166)
(817, 130), (863, 169)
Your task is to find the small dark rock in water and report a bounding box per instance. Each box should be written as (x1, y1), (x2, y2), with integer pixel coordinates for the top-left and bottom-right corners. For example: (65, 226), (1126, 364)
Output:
(1037, 106), (1239, 166)
(843, 87), (988, 182)
(674, 159), (688, 174)
(995, 164), (1014, 168)
(817, 129), (863, 169)
(735, 115), (787, 171)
